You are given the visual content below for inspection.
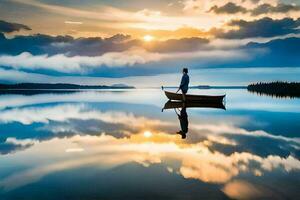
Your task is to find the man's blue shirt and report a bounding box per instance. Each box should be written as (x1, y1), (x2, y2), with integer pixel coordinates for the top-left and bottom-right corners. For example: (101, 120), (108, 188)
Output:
(180, 74), (189, 93)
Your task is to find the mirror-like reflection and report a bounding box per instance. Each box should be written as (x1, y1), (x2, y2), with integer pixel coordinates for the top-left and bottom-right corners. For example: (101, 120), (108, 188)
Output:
(0, 89), (299, 200)
(163, 100), (226, 139)
(175, 103), (188, 139)
(163, 101), (226, 110)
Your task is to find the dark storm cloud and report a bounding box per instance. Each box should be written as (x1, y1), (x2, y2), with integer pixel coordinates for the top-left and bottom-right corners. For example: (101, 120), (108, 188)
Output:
(209, 2), (247, 14)
(0, 20), (31, 33)
(252, 3), (300, 15)
(215, 17), (300, 39)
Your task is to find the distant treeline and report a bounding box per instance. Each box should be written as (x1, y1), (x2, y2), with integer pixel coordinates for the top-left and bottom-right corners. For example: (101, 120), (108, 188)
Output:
(247, 82), (300, 98)
(0, 83), (135, 90)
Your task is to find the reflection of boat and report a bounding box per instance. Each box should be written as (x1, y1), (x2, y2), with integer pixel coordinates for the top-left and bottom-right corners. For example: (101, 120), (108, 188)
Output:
(164, 90), (225, 103)
(162, 100), (225, 139)
(163, 101), (226, 110)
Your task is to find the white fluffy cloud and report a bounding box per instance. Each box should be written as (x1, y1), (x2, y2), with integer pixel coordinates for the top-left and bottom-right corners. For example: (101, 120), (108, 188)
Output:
(0, 48), (249, 74)
(0, 49), (163, 73)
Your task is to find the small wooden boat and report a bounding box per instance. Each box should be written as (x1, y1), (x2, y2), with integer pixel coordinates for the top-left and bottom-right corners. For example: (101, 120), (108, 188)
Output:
(164, 90), (225, 103)
(163, 101), (225, 110)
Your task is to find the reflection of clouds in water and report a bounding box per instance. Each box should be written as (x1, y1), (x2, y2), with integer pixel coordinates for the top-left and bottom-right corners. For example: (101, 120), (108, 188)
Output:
(0, 103), (299, 158)
(0, 138), (33, 155)
(180, 149), (300, 183)
(191, 123), (300, 143)
(222, 179), (275, 200)
(1, 133), (299, 193)
(0, 88), (299, 200)
(0, 100), (299, 199)
(1, 103), (299, 143)
(0, 103), (170, 128)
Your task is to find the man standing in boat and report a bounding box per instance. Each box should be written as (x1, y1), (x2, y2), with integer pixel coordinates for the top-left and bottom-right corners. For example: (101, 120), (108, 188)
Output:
(176, 68), (189, 102)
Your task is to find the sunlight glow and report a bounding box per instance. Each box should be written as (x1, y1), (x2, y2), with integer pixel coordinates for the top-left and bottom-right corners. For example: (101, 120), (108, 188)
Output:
(143, 131), (153, 138)
(143, 35), (154, 42)
(65, 148), (84, 153)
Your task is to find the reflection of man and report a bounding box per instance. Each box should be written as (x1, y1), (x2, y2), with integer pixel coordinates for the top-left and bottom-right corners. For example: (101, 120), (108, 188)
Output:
(176, 103), (189, 139)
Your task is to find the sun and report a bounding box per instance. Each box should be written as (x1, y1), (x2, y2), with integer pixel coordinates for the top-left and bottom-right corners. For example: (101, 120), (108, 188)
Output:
(143, 35), (154, 42)
(143, 131), (152, 138)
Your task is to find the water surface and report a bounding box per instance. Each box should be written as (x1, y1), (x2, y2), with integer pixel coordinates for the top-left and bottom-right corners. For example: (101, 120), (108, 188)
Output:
(0, 89), (299, 200)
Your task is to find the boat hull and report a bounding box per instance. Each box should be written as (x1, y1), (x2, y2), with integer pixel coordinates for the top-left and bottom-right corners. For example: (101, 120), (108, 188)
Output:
(164, 91), (225, 103)
(163, 101), (225, 110)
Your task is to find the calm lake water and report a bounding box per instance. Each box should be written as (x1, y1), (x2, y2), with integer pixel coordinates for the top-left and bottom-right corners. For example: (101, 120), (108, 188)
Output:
(0, 89), (299, 200)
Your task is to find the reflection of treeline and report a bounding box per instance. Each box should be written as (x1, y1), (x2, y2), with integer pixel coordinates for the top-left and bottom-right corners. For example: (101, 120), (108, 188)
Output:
(0, 83), (135, 90)
(0, 90), (78, 96)
(247, 82), (300, 98)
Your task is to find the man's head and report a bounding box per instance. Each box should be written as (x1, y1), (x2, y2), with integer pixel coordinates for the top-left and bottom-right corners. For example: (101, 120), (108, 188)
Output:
(182, 68), (188, 74)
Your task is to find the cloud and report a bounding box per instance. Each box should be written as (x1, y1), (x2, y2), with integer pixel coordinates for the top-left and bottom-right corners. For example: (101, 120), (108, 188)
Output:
(9, 0), (216, 31)
(0, 33), (74, 55)
(0, 33), (211, 56)
(0, 26), (299, 77)
(139, 26), (211, 40)
(0, 97), (299, 193)
(1, 133), (299, 192)
(251, 3), (300, 16)
(10, 0), (139, 23)
(106, 33), (132, 43)
(244, 37), (300, 66)
(0, 38), (250, 74)
(145, 37), (209, 52)
(0, 49), (163, 73)
(222, 180), (274, 199)
(209, 2), (247, 14)
(64, 21), (83, 25)
(208, 2), (300, 16)
(0, 20), (31, 33)
(0, 104), (169, 130)
(249, 0), (260, 3)
(0, 138), (33, 155)
(215, 17), (300, 39)
(1, 32), (299, 77)
(0, 102), (299, 157)
(0, 48), (249, 74)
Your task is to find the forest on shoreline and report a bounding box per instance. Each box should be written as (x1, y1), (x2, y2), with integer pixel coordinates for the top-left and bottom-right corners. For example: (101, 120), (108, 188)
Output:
(248, 82), (300, 98)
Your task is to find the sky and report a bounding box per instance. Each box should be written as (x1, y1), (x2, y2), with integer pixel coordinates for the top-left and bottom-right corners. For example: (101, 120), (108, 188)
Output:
(0, 0), (300, 86)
